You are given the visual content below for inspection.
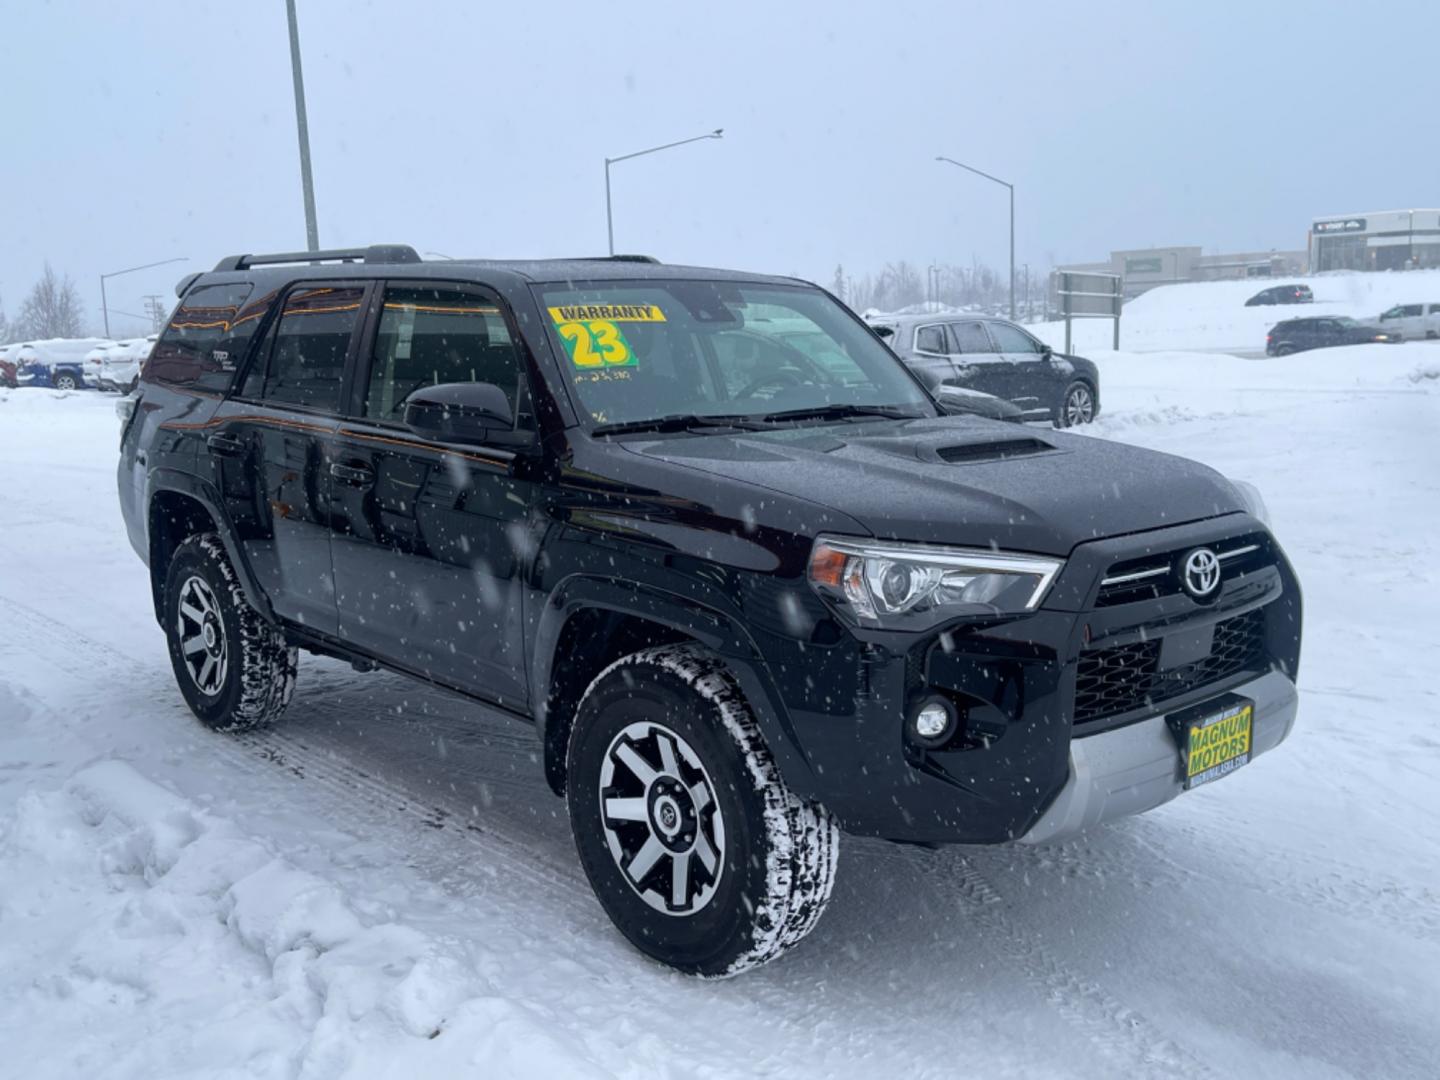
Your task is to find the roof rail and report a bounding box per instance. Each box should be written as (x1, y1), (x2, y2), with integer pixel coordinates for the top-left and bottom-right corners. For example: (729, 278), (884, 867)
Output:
(211, 244), (422, 272)
(563, 254), (661, 264)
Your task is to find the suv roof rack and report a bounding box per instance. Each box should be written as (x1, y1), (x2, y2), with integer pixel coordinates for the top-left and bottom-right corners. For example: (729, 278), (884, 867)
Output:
(212, 244), (422, 272)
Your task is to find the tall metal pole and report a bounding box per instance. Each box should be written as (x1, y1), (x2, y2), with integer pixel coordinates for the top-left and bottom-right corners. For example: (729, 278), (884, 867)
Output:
(100, 276), (110, 338)
(935, 156), (1015, 321)
(1008, 185), (1015, 321)
(604, 130), (723, 255)
(286, 0), (319, 252)
(605, 159), (615, 256)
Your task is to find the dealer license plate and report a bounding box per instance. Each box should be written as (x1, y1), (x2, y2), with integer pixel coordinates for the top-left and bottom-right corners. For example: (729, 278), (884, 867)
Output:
(1169, 697), (1253, 790)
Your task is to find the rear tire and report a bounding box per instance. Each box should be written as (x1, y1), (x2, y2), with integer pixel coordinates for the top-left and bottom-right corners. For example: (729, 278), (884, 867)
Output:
(53, 373), (78, 391)
(1275, 344), (1295, 356)
(566, 643), (838, 977)
(162, 533), (296, 732)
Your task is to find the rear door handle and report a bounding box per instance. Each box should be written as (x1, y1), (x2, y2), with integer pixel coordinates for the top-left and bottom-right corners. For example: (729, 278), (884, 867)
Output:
(329, 462), (375, 487)
(206, 433), (245, 457)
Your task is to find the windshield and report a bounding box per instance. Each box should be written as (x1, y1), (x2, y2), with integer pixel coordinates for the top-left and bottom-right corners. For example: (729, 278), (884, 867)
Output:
(535, 280), (931, 429)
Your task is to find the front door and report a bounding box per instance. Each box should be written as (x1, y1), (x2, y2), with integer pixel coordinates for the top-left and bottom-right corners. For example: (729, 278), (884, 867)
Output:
(945, 320), (1009, 399)
(211, 280), (371, 636)
(983, 321), (1053, 416)
(327, 282), (536, 708)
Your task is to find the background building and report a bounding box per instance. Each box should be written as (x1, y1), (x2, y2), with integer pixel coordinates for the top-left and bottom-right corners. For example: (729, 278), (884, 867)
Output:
(1056, 246), (1307, 300)
(1309, 210), (1440, 273)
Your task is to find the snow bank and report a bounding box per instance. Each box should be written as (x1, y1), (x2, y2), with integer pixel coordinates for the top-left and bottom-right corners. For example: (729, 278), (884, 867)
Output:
(1032, 269), (1440, 354)
(0, 761), (606, 1079)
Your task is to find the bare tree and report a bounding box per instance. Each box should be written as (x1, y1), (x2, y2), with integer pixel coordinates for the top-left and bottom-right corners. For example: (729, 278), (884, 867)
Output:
(15, 264), (85, 340)
(0, 294), (9, 343)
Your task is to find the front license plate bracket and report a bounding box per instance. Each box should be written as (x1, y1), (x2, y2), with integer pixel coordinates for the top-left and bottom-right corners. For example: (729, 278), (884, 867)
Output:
(1166, 693), (1254, 790)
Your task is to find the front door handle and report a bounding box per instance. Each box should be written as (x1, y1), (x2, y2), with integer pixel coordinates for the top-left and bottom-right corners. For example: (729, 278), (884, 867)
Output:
(329, 462), (375, 487)
(206, 433), (245, 457)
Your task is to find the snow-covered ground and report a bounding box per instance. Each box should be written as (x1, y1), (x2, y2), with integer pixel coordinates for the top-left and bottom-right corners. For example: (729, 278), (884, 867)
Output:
(2, 350), (1439, 1079)
(1031, 269), (1440, 355)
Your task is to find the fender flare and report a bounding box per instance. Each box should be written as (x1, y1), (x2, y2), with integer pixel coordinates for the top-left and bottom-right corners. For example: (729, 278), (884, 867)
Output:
(144, 468), (276, 623)
(530, 574), (821, 801)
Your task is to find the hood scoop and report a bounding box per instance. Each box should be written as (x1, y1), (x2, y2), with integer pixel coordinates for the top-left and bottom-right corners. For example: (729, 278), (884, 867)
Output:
(935, 436), (1056, 464)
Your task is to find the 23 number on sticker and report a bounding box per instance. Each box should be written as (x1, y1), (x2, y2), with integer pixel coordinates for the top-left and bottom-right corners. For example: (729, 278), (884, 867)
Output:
(558, 320), (635, 368)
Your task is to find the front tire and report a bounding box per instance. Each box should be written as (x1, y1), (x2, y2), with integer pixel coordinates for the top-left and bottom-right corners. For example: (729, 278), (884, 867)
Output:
(567, 644), (838, 977)
(53, 372), (78, 391)
(1053, 380), (1096, 427)
(162, 533), (296, 732)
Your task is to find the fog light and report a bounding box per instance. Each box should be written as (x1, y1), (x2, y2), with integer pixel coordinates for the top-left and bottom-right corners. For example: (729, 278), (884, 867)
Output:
(910, 698), (956, 747)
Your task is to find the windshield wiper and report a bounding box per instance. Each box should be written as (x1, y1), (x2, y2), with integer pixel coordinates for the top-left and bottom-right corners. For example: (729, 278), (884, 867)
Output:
(590, 413), (765, 437)
(753, 403), (928, 425)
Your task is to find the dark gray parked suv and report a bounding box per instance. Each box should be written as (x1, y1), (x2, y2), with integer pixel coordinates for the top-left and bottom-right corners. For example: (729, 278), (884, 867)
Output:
(868, 313), (1100, 427)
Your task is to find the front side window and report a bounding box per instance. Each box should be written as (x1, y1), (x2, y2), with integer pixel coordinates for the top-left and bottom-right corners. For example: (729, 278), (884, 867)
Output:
(364, 285), (524, 423)
(251, 285), (365, 411)
(949, 321), (995, 354)
(987, 322), (1042, 354)
(147, 282), (257, 393)
(535, 281), (930, 428)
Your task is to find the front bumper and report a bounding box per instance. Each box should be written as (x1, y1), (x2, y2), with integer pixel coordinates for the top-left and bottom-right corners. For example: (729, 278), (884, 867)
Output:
(1019, 669), (1297, 844)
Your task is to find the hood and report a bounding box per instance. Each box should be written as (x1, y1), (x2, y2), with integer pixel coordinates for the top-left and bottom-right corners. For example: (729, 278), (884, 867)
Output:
(619, 416), (1243, 556)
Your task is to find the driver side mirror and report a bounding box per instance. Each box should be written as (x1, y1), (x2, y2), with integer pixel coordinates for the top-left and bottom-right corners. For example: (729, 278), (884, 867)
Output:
(1039, 343), (1054, 359)
(404, 382), (514, 446)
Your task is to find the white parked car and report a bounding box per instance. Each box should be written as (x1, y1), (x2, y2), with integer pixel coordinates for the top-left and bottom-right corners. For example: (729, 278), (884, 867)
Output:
(1374, 303), (1440, 341)
(83, 341), (121, 388)
(98, 335), (155, 392)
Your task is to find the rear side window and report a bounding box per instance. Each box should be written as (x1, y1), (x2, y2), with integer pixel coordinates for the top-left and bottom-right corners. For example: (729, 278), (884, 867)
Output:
(1401, 304), (1423, 317)
(950, 321), (995, 354)
(246, 285), (366, 412)
(147, 282), (257, 393)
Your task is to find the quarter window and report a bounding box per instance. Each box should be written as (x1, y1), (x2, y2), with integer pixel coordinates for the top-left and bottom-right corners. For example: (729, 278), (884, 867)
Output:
(147, 282), (258, 393)
(250, 285), (365, 411)
(364, 286), (525, 424)
(949, 321), (995, 354)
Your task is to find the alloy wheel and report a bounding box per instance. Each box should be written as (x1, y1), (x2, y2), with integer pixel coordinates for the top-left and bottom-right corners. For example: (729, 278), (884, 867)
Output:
(176, 574), (229, 696)
(598, 719), (726, 916)
(1065, 385), (1095, 425)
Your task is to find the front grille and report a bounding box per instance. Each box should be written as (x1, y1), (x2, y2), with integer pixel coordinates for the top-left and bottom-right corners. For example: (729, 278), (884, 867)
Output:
(1095, 532), (1272, 607)
(1073, 608), (1268, 724)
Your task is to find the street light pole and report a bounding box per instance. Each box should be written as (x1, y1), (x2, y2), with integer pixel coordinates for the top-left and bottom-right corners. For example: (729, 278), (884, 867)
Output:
(935, 155), (1015, 321)
(605, 129), (724, 255)
(99, 257), (188, 338)
(286, 0), (319, 252)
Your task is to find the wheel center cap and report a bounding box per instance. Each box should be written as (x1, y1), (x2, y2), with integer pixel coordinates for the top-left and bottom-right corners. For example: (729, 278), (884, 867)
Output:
(203, 622), (218, 650)
(647, 778), (697, 850)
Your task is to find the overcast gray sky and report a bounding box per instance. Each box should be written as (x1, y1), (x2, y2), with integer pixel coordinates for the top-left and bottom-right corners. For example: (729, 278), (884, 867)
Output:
(4, 0), (1437, 336)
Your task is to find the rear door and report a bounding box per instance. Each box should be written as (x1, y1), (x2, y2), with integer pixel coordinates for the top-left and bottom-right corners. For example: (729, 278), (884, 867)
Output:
(212, 280), (372, 637)
(326, 281), (536, 708)
(981, 320), (1054, 416)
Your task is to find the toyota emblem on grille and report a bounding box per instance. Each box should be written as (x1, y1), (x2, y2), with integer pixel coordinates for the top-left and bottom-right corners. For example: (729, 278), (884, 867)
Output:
(1181, 547), (1221, 599)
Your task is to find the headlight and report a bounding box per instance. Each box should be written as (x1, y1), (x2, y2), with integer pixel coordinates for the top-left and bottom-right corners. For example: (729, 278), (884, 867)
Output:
(1229, 479), (1271, 527)
(808, 536), (1063, 629)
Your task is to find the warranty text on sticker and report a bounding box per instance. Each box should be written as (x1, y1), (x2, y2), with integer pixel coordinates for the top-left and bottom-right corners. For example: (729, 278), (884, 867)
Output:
(548, 304), (666, 323)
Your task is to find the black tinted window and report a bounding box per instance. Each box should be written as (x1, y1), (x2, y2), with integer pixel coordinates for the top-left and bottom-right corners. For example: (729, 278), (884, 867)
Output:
(253, 285), (364, 411)
(148, 282), (257, 393)
(915, 325), (946, 353)
(950, 321), (995, 354)
(364, 286), (524, 423)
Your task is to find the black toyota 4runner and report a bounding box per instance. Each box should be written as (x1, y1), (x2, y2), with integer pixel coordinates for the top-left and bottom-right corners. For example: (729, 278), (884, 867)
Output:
(119, 245), (1301, 976)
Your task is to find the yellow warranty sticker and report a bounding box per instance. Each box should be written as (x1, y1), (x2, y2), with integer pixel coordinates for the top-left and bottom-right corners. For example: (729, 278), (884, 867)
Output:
(547, 304), (666, 323)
